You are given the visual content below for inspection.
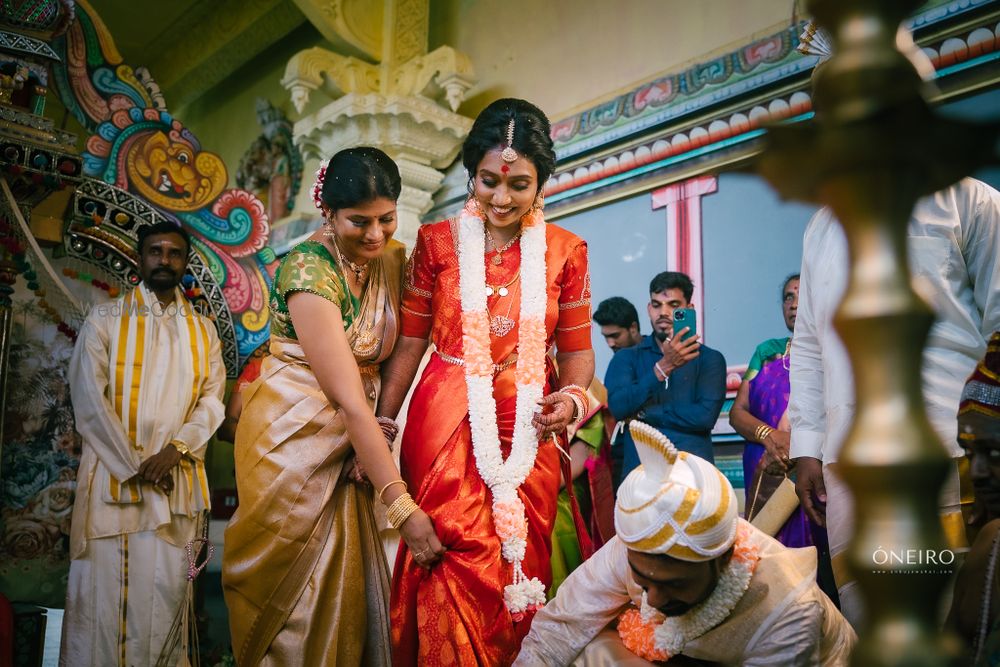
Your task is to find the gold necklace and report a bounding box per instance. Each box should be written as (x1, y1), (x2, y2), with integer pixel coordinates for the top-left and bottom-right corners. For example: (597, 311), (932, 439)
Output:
(782, 338), (791, 370)
(485, 228), (521, 266)
(485, 269), (520, 298)
(331, 238), (369, 284)
(489, 279), (519, 337)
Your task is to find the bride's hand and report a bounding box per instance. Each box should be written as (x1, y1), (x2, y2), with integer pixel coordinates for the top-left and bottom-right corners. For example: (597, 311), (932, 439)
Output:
(399, 509), (446, 569)
(532, 392), (576, 439)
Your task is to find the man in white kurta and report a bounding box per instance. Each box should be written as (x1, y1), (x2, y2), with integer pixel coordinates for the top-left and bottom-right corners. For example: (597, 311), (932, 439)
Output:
(789, 176), (1000, 625)
(60, 224), (225, 667)
(515, 422), (854, 666)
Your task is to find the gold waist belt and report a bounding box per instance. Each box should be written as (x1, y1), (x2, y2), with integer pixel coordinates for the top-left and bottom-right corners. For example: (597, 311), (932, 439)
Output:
(436, 351), (518, 374)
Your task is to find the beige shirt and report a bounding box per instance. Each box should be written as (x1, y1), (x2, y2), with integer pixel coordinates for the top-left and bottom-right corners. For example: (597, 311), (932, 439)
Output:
(68, 283), (225, 556)
(515, 522), (855, 666)
(789, 178), (1000, 463)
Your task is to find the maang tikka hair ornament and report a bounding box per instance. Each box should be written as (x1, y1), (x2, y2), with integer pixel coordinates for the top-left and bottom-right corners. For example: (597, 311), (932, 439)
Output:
(500, 118), (519, 163)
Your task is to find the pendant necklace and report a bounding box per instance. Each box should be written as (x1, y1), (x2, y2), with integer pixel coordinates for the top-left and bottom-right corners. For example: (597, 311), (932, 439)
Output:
(485, 269), (521, 298)
(489, 278), (519, 337)
(485, 227), (521, 266)
(331, 238), (368, 284)
(329, 238), (378, 356)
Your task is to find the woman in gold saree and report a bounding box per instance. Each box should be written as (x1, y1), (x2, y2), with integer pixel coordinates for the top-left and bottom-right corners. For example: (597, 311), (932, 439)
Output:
(222, 147), (444, 666)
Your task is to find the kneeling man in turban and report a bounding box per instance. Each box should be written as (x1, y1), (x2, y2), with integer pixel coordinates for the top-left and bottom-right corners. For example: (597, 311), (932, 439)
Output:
(514, 421), (855, 666)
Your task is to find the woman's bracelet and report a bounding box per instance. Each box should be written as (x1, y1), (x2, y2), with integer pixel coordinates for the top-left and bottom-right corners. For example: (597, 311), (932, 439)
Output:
(754, 423), (774, 443)
(377, 479), (407, 504)
(377, 416), (400, 443)
(559, 385), (588, 422)
(386, 492), (420, 530)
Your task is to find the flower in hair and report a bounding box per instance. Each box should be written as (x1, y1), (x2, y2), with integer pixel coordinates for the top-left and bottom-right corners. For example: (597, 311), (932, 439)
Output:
(311, 159), (329, 210)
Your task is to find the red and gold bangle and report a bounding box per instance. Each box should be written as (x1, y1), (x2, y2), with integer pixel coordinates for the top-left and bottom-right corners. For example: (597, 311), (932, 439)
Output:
(559, 384), (588, 422)
(377, 416), (399, 445)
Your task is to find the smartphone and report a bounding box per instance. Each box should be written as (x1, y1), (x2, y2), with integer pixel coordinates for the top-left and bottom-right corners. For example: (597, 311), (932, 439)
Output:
(672, 307), (697, 341)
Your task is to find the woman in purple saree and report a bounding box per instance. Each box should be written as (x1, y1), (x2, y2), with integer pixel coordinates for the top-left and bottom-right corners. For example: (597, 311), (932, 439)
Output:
(730, 274), (838, 602)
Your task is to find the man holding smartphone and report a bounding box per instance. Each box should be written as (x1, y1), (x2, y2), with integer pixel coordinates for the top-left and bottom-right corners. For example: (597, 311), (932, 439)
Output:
(605, 271), (727, 483)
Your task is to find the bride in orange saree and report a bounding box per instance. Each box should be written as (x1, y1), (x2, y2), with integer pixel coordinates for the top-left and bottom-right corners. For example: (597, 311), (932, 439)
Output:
(378, 99), (596, 666)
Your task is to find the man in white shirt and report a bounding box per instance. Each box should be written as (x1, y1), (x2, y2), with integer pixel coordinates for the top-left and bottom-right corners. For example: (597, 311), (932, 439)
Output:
(515, 421), (854, 666)
(789, 177), (1000, 626)
(60, 222), (225, 666)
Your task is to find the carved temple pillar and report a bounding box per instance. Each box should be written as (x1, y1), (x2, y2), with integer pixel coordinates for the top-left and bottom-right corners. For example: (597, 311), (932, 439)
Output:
(758, 1), (999, 664)
(285, 0), (474, 248)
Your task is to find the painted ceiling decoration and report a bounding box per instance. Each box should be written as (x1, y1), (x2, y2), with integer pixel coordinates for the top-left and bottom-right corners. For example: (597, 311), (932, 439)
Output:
(537, 0), (1000, 218)
(50, 0), (279, 376)
(87, 0), (308, 110)
(429, 0), (1000, 222)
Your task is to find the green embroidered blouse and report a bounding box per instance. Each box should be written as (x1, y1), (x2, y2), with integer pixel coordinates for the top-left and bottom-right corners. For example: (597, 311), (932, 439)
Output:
(269, 240), (360, 340)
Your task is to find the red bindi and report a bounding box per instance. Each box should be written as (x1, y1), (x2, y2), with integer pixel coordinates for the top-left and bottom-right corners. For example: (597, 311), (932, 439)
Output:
(500, 164), (510, 173)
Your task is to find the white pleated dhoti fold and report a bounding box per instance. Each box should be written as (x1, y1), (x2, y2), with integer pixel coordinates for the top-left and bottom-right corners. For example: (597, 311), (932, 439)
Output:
(59, 527), (190, 667)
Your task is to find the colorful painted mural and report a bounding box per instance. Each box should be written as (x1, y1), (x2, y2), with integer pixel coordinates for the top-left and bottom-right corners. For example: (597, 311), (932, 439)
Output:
(50, 0), (277, 370)
(0, 296), (79, 607)
(540, 1), (1000, 214)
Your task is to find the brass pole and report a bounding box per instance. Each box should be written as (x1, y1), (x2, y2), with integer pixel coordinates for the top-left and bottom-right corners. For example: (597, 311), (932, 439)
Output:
(756, 0), (1000, 664)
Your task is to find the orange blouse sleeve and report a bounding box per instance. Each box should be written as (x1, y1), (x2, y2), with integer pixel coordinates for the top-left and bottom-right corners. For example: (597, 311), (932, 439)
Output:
(555, 240), (593, 353)
(401, 225), (435, 338)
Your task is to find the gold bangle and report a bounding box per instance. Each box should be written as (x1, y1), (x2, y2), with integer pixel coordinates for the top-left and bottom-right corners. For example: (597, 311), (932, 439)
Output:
(754, 424), (773, 443)
(378, 479), (407, 505)
(388, 498), (419, 531)
(170, 440), (191, 457)
(386, 492), (419, 530)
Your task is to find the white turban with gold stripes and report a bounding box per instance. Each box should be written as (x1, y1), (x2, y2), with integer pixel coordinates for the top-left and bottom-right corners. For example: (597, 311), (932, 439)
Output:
(615, 421), (738, 561)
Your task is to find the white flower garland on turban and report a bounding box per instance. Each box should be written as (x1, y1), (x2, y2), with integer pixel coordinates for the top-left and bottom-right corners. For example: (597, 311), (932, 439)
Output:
(615, 421), (738, 561)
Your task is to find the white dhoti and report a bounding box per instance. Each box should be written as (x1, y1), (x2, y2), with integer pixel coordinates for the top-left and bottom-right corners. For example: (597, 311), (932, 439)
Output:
(61, 284), (225, 666)
(60, 522), (193, 667)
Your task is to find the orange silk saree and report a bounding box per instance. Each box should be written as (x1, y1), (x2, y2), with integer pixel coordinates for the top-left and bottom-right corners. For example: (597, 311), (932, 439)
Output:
(391, 220), (592, 666)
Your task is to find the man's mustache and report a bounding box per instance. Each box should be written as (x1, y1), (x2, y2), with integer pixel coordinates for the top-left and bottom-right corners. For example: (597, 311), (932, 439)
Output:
(659, 603), (692, 616)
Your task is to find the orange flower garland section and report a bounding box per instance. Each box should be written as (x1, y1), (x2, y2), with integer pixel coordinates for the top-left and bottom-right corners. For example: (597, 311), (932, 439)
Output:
(456, 197), (549, 615)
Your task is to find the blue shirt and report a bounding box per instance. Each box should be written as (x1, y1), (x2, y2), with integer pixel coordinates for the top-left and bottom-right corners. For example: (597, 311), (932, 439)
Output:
(605, 335), (727, 473)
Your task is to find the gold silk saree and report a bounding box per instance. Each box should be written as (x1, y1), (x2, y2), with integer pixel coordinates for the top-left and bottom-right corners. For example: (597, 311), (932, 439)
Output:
(222, 240), (405, 666)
